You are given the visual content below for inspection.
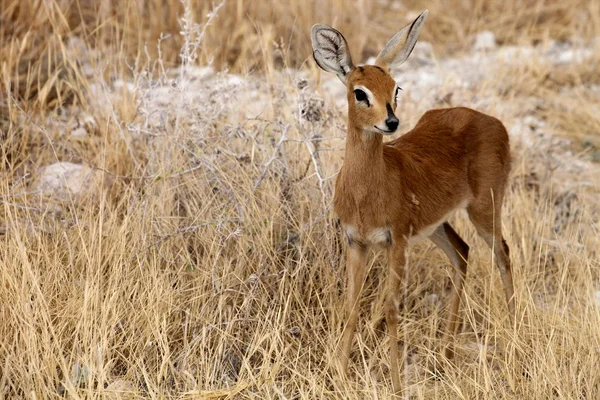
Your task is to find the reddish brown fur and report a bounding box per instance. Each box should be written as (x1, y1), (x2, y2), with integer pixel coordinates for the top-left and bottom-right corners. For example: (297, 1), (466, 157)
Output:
(312, 15), (515, 393)
(335, 103), (511, 240)
(334, 66), (515, 393)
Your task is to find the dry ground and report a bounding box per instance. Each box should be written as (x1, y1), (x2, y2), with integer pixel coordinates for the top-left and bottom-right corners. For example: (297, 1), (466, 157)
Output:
(1, 0), (600, 398)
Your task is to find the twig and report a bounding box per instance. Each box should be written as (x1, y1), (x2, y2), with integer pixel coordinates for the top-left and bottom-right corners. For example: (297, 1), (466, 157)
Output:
(97, 69), (140, 168)
(5, 98), (211, 182)
(131, 219), (240, 261)
(253, 124), (290, 192)
(0, 202), (43, 212)
(296, 84), (340, 276)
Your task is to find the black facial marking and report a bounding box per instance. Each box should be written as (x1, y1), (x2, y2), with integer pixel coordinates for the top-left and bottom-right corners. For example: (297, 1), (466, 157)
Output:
(374, 65), (385, 73)
(358, 66), (364, 73)
(386, 103), (395, 118)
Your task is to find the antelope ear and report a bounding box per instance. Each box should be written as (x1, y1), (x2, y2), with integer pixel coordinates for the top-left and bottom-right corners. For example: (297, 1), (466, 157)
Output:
(311, 24), (355, 84)
(375, 10), (428, 69)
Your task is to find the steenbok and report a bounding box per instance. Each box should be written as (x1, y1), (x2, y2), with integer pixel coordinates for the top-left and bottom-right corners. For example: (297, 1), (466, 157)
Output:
(311, 10), (515, 392)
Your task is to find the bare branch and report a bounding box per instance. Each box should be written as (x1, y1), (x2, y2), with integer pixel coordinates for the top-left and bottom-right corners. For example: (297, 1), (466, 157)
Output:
(253, 124), (291, 192)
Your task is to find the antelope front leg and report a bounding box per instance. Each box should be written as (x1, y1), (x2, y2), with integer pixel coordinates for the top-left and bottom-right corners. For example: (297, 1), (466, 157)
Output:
(386, 241), (407, 394)
(338, 244), (367, 375)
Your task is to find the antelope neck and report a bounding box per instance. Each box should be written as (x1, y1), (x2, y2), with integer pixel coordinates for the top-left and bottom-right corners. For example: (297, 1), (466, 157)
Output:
(343, 123), (386, 175)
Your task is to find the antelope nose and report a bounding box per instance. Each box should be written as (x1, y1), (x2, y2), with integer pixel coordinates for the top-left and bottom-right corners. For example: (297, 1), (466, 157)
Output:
(386, 116), (399, 132)
(385, 103), (399, 132)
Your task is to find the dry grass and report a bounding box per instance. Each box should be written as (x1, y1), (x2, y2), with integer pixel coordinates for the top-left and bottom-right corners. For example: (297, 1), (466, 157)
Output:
(1, 0), (600, 398)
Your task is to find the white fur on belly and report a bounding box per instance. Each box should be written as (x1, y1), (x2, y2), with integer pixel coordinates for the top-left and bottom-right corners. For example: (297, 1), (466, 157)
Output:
(343, 201), (469, 246)
(367, 227), (391, 244)
(344, 225), (391, 246)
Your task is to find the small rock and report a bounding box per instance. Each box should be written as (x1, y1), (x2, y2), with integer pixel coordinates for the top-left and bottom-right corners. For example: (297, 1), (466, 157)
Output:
(594, 291), (600, 307)
(113, 79), (135, 92)
(33, 162), (108, 201)
(79, 112), (97, 129)
(473, 31), (496, 52)
(555, 48), (593, 65)
(523, 115), (546, 130)
(171, 66), (214, 80)
(226, 75), (244, 86)
(70, 127), (87, 137)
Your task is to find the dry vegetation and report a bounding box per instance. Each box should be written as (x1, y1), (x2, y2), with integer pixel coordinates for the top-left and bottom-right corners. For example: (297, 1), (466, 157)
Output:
(1, 0), (600, 398)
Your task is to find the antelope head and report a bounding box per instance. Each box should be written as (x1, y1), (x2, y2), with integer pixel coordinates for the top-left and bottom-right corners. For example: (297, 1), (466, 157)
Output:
(311, 10), (428, 135)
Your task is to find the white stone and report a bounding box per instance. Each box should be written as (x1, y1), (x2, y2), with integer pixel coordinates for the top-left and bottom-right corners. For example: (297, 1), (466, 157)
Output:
(79, 112), (97, 128)
(171, 66), (214, 80)
(70, 127), (87, 137)
(555, 48), (593, 65)
(473, 31), (496, 52)
(113, 79), (135, 92)
(226, 75), (244, 86)
(34, 162), (107, 201)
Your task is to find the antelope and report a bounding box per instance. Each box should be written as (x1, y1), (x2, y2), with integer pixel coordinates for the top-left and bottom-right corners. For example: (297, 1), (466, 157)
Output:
(311, 10), (515, 393)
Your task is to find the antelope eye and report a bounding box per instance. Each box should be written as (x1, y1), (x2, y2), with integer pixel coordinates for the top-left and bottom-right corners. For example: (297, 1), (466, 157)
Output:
(354, 89), (368, 103)
(354, 89), (371, 106)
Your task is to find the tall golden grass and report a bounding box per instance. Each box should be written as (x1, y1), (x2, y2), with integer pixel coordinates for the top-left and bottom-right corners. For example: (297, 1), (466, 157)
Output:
(1, 0), (600, 398)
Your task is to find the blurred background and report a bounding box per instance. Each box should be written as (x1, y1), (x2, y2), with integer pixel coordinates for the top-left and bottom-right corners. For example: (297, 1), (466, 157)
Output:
(2, 0), (599, 102)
